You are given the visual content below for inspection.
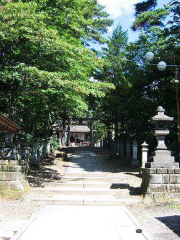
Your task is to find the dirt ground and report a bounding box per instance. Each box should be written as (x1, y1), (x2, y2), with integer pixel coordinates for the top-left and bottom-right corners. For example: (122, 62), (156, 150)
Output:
(0, 148), (180, 240)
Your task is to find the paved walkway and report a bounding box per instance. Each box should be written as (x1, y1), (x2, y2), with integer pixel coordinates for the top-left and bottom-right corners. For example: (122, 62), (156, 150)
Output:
(12, 205), (150, 240)
(30, 150), (141, 205)
(11, 150), (150, 240)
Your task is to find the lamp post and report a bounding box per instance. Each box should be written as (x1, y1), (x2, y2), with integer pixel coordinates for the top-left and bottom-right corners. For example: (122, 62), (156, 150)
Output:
(145, 52), (180, 160)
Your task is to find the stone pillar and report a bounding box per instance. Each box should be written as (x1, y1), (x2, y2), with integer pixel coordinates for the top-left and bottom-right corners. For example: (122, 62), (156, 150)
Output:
(52, 127), (57, 139)
(32, 142), (38, 166)
(141, 142), (149, 168)
(132, 140), (139, 167)
(38, 144), (43, 164)
(110, 141), (112, 152)
(44, 138), (51, 158)
(5, 133), (14, 147)
(66, 125), (70, 146)
(63, 132), (67, 146)
(12, 146), (19, 160)
(24, 146), (30, 164)
(120, 140), (124, 159)
(2, 133), (15, 160)
(116, 141), (120, 156)
(114, 141), (117, 155)
(126, 141), (131, 158)
(59, 132), (63, 146)
(111, 141), (115, 153)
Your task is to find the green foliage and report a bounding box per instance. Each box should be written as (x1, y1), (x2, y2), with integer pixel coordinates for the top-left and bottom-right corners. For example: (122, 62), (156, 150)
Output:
(0, 0), (113, 139)
(50, 138), (60, 152)
(96, 2), (179, 155)
(94, 121), (106, 141)
(134, 0), (157, 17)
(132, 8), (169, 31)
(95, 25), (129, 140)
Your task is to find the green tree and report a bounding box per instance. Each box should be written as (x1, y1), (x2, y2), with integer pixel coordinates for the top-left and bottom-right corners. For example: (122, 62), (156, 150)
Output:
(95, 25), (129, 141)
(0, 0), (113, 140)
(132, 0), (169, 31)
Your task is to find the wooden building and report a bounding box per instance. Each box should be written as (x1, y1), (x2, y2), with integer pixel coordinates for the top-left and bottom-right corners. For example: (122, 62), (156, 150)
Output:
(0, 114), (20, 133)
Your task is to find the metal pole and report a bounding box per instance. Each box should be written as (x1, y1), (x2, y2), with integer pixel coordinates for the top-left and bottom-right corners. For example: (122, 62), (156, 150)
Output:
(174, 65), (180, 161)
(175, 82), (180, 160)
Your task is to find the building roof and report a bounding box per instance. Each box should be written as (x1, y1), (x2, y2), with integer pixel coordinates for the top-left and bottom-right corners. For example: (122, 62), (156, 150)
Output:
(0, 114), (20, 133)
(70, 125), (90, 133)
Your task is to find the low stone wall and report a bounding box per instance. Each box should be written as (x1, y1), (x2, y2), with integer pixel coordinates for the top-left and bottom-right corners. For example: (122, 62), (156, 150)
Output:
(0, 136), (58, 199)
(0, 159), (30, 199)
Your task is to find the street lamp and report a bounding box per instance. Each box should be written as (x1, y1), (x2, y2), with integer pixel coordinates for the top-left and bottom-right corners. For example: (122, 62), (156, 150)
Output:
(145, 51), (180, 160)
(145, 52), (167, 71)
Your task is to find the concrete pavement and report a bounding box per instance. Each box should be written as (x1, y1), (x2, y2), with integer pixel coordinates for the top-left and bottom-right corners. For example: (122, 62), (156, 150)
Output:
(10, 149), (151, 239)
(12, 205), (151, 240)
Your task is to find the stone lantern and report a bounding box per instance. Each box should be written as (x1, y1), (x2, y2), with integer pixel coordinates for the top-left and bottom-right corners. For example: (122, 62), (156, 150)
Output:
(146, 106), (179, 168)
(141, 106), (180, 202)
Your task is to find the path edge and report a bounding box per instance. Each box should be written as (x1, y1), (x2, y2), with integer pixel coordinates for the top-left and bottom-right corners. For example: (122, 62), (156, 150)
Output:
(122, 206), (152, 240)
(11, 205), (45, 240)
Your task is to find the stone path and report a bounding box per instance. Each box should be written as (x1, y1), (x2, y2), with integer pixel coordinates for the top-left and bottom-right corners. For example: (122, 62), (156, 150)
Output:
(29, 150), (141, 205)
(1, 150), (151, 240)
(11, 205), (151, 240)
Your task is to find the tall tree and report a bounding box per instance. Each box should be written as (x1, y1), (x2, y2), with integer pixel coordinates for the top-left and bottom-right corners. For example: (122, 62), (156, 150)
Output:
(132, 0), (169, 31)
(0, 0), (113, 140)
(96, 25), (129, 140)
(134, 0), (157, 17)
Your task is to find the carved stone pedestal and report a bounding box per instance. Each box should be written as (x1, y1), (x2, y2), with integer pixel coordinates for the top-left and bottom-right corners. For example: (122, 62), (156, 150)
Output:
(0, 159), (30, 199)
(141, 167), (180, 202)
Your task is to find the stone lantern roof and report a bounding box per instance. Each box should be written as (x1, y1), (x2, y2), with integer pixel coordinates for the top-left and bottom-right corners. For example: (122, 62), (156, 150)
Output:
(151, 106), (174, 123)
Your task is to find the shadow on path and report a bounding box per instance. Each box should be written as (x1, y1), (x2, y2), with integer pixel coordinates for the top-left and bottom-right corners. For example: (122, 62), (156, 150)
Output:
(156, 215), (180, 238)
(63, 147), (143, 197)
(110, 183), (142, 196)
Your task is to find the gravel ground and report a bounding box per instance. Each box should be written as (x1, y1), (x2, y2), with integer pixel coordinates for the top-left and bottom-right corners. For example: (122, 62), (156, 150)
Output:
(0, 150), (69, 222)
(0, 199), (41, 219)
(95, 148), (180, 240)
(129, 202), (180, 240)
(0, 148), (180, 240)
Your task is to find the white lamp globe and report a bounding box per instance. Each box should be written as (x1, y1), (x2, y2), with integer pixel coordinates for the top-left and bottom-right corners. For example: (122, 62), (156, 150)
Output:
(145, 52), (154, 62)
(157, 61), (167, 71)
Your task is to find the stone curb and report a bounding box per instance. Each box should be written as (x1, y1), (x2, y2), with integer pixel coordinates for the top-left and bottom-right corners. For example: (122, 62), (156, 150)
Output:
(11, 207), (44, 240)
(122, 206), (152, 240)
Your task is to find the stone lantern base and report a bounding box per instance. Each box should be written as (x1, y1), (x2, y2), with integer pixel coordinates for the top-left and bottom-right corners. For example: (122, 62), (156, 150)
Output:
(141, 167), (180, 203)
(0, 160), (30, 199)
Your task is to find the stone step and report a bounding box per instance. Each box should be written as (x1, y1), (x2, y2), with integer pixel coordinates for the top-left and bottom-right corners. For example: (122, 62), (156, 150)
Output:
(0, 172), (26, 181)
(64, 173), (105, 178)
(29, 197), (141, 206)
(0, 165), (23, 172)
(61, 176), (108, 182)
(32, 187), (124, 195)
(59, 181), (109, 184)
(57, 182), (111, 188)
(0, 160), (19, 165)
